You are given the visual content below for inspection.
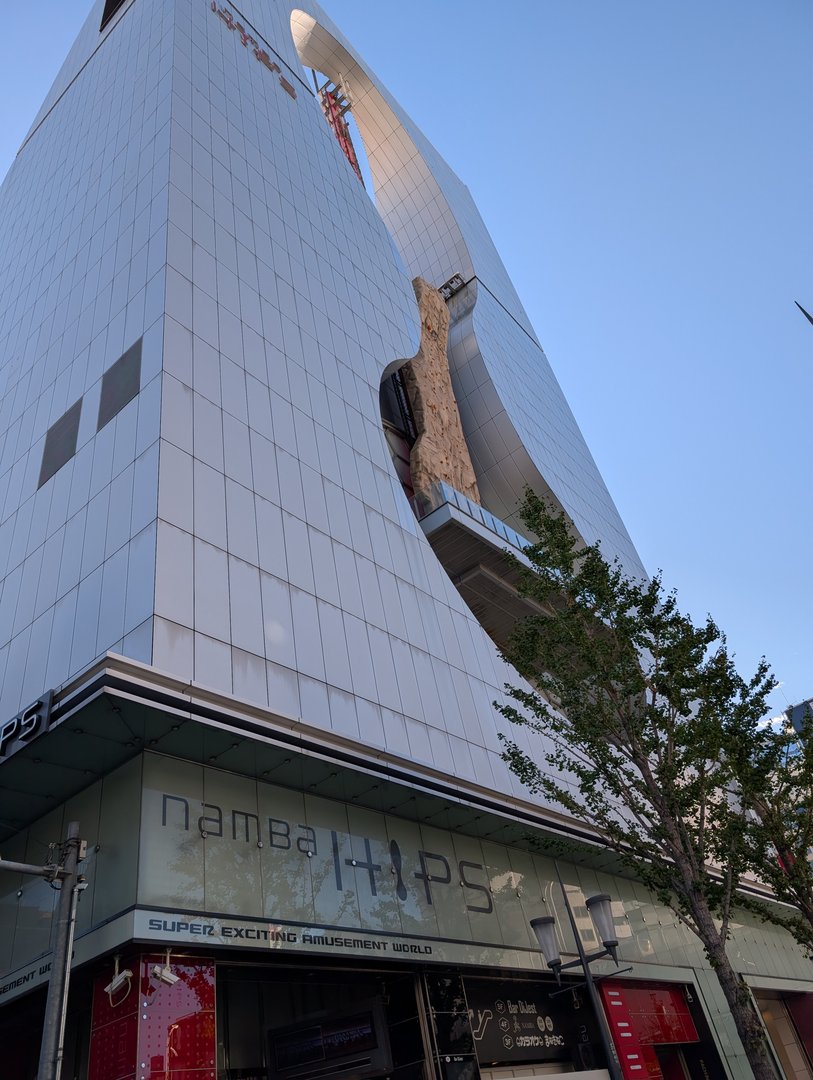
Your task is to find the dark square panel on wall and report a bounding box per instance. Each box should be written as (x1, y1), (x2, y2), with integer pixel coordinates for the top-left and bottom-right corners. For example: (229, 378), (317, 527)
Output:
(98, 338), (142, 431)
(100, 0), (130, 31)
(38, 399), (82, 488)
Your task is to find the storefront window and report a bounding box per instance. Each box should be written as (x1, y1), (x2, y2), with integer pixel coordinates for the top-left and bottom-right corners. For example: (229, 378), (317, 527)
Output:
(217, 966), (424, 1080)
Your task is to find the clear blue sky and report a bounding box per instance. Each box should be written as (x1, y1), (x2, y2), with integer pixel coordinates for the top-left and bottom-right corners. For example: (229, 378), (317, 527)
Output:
(1, 2), (810, 717)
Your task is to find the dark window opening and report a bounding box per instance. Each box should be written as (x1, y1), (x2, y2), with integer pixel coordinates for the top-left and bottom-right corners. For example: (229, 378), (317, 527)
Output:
(380, 367), (417, 501)
(98, 338), (142, 431)
(381, 368), (417, 444)
(100, 0), (129, 31)
(39, 399), (82, 488)
(383, 425), (415, 500)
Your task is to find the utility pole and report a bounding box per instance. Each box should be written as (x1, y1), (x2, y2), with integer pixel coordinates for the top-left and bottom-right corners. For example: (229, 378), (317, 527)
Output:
(0, 821), (87, 1080)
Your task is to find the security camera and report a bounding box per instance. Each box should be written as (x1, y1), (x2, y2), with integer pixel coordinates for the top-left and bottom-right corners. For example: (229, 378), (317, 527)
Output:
(104, 968), (132, 995)
(151, 963), (180, 986)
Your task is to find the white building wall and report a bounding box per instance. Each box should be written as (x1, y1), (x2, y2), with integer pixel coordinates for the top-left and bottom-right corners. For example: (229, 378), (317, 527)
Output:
(0, 0), (173, 721)
(0, 0), (642, 812)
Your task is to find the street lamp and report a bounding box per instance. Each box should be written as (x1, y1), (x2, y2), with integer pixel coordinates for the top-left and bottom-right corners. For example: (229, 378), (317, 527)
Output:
(529, 865), (631, 1080)
(585, 894), (619, 962)
(529, 915), (561, 974)
(530, 891), (622, 982)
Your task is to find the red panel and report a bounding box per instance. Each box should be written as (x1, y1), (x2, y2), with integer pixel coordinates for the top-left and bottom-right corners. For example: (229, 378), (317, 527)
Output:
(88, 1013), (140, 1080)
(88, 954), (216, 1080)
(91, 973), (139, 1025)
(601, 983), (663, 1079)
(600, 981), (701, 1080)
(138, 955), (216, 1077)
(89, 953), (140, 1080)
(606, 983), (698, 1045)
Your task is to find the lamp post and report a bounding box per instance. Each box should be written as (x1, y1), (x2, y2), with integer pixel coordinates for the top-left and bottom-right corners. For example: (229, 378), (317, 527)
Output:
(529, 865), (631, 1080)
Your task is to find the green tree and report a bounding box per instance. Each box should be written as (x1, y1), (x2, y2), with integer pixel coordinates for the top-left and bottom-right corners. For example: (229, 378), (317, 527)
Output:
(495, 491), (779, 1080)
(736, 712), (813, 956)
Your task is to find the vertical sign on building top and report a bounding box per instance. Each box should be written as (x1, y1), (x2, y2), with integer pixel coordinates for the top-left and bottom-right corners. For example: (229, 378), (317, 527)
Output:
(211, 2), (297, 98)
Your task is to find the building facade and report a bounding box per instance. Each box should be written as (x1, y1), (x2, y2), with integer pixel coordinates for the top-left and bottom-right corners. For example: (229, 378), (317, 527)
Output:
(0, 2), (811, 1078)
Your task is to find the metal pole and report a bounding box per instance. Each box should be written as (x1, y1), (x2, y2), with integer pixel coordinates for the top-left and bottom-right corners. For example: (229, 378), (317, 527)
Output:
(0, 858), (59, 878)
(37, 821), (83, 1080)
(54, 878), (86, 1080)
(555, 864), (623, 1080)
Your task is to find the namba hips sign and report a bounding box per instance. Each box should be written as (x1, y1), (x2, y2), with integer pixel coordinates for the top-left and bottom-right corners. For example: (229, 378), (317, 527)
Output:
(137, 756), (587, 963)
(0, 692), (53, 762)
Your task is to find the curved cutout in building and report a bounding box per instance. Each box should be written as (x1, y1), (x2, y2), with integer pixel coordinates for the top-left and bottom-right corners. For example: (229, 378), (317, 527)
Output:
(289, 4), (644, 581)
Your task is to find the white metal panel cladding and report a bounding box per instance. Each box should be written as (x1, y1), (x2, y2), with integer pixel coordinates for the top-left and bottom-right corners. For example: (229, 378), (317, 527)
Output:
(0, 0), (168, 721)
(148, 0), (561, 808)
(0, 0), (639, 811)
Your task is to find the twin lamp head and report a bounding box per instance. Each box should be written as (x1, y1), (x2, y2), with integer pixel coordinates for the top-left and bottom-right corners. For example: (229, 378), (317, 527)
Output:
(530, 892), (619, 976)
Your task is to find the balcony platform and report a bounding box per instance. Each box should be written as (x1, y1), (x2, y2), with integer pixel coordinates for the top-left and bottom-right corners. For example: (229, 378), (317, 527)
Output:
(413, 482), (542, 651)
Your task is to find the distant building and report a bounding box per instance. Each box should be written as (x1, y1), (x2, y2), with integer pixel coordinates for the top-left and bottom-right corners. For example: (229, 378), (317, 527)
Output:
(786, 698), (813, 734)
(0, 2), (812, 1078)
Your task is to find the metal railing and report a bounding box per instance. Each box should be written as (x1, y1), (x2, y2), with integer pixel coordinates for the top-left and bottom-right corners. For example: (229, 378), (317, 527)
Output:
(411, 480), (530, 555)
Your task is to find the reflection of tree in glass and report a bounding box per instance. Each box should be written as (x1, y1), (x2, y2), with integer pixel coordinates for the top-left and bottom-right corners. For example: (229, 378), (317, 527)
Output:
(141, 787), (205, 909)
(204, 822), (264, 916)
(162, 829), (206, 907)
(357, 834), (407, 933)
(138, 958), (216, 1071)
(149, 771), (639, 974)
(146, 786), (369, 932)
(177, 960), (216, 1013)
